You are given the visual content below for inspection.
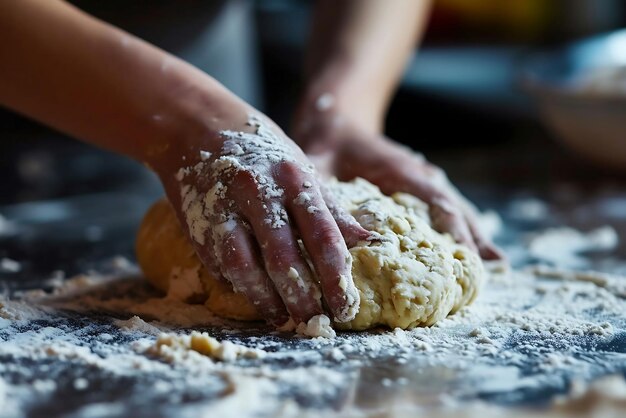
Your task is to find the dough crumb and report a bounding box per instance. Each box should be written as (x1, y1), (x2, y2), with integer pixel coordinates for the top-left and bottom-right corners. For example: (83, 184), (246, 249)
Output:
(114, 316), (164, 336)
(296, 314), (336, 339)
(146, 332), (266, 362)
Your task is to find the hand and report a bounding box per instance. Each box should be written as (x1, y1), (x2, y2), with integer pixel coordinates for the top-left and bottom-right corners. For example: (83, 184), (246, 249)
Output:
(292, 112), (504, 261)
(155, 111), (371, 327)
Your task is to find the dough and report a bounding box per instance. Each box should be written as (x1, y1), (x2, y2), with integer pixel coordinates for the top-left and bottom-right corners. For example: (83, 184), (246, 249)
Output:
(136, 178), (484, 330)
(147, 332), (266, 362)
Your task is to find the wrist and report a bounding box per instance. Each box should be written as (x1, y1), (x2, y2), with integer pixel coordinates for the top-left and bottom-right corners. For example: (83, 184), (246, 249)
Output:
(143, 74), (253, 178)
(295, 58), (386, 139)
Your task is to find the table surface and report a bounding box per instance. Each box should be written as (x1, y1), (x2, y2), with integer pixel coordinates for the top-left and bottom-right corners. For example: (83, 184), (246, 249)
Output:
(1, 129), (625, 417)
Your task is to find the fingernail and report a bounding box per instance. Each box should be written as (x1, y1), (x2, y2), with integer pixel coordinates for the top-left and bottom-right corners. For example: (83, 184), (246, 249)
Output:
(479, 243), (505, 261)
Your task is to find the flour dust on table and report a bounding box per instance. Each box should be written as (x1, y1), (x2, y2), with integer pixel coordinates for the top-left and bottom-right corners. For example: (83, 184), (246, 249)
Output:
(0, 248), (625, 417)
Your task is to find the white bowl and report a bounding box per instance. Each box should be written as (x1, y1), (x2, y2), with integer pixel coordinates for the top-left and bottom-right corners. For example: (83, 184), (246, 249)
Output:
(523, 30), (626, 171)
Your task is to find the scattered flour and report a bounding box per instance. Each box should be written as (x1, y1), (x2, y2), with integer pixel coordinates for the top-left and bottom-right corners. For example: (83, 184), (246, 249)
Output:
(0, 260), (624, 416)
(114, 315), (164, 336)
(147, 332), (266, 362)
(527, 264), (626, 298)
(199, 150), (212, 161)
(476, 210), (503, 240)
(0, 213), (16, 237)
(1, 204), (626, 418)
(528, 225), (618, 267)
(108, 255), (135, 272)
(508, 198), (549, 221)
(0, 258), (21, 273)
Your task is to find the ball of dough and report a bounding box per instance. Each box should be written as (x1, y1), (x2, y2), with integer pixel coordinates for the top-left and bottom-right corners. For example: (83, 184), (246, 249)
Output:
(136, 179), (484, 330)
(330, 179), (483, 330)
(135, 199), (259, 321)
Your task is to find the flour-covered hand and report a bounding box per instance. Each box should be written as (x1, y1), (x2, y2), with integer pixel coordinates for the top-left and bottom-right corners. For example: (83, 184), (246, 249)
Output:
(294, 118), (504, 261)
(157, 113), (370, 326)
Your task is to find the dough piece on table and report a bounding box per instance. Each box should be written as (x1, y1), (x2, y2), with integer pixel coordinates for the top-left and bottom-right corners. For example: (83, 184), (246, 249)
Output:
(136, 199), (258, 321)
(136, 178), (484, 330)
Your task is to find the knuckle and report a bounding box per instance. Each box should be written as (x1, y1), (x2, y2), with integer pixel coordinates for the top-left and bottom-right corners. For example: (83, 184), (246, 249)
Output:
(231, 170), (258, 191)
(277, 161), (306, 184)
(264, 250), (288, 276)
(221, 251), (248, 274)
(313, 221), (342, 246)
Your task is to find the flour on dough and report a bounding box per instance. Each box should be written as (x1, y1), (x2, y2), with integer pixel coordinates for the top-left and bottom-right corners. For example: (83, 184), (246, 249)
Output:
(136, 178), (484, 331)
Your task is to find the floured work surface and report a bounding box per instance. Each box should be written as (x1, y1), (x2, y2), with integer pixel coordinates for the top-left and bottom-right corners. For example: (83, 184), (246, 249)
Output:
(2, 176), (626, 417)
(1, 253), (625, 417)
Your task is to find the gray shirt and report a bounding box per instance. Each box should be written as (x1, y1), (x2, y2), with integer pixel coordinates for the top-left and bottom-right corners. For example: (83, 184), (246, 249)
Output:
(70, 0), (262, 107)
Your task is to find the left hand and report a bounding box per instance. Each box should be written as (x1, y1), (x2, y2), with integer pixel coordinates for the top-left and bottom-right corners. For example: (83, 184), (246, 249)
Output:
(292, 111), (504, 261)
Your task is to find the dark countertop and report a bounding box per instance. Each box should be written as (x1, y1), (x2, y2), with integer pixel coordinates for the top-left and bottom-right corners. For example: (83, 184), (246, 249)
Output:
(1, 124), (625, 417)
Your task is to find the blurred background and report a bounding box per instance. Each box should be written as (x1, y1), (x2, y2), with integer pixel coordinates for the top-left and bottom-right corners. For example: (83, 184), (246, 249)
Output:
(2, 0), (626, 278)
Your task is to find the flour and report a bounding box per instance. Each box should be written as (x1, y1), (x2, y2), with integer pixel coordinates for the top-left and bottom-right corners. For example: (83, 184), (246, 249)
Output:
(0, 265), (624, 417)
(0, 213), (16, 237)
(527, 264), (626, 298)
(293, 191), (312, 206)
(476, 210), (503, 240)
(199, 150), (212, 161)
(0, 258), (21, 273)
(147, 332), (266, 362)
(114, 315), (164, 336)
(108, 255), (135, 272)
(508, 197), (549, 221)
(1, 216), (626, 418)
(528, 225), (618, 267)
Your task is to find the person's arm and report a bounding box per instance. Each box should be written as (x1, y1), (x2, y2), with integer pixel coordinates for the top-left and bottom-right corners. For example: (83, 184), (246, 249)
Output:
(297, 0), (429, 135)
(293, 0), (503, 260)
(0, 0), (371, 325)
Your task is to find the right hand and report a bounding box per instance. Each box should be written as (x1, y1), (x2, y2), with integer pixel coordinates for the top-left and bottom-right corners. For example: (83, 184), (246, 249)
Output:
(292, 109), (504, 261)
(155, 111), (371, 327)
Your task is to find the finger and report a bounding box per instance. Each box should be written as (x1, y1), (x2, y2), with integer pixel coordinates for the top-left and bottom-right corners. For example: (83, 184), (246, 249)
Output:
(231, 181), (324, 323)
(212, 218), (290, 326)
(429, 197), (478, 254)
(476, 239), (505, 261)
(252, 219), (324, 324)
(388, 178), (479, 253)
(192, 233), (230, 285)
(449, 191), (507, 261)
(433, 182), (506, 260)
(463, 212), (506, 261)
(286, 180), (360, 323)
(319, 184), (372, 247)
(173, 191), (227, 285)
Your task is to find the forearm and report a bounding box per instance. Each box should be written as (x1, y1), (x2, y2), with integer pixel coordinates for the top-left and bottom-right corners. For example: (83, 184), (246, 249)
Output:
(301, 0), (431, 134)
(0, 0), (248, 170)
